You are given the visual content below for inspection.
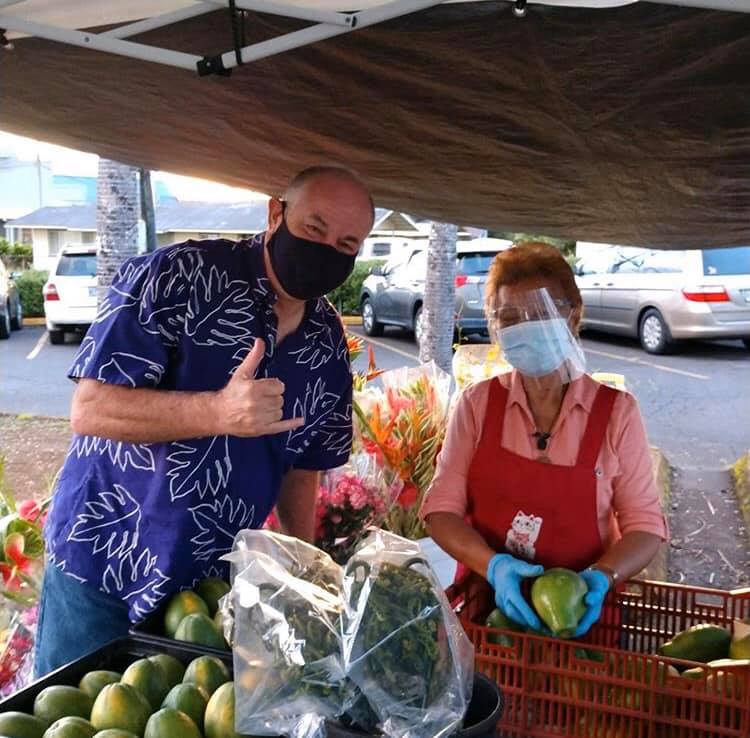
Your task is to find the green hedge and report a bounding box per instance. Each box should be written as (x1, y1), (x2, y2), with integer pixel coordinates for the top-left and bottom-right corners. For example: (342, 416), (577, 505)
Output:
(326, 260), (384, 315)
(0, 240), (33, 259)
(14, 270), (48, 317)
(0, 240), (34, 272)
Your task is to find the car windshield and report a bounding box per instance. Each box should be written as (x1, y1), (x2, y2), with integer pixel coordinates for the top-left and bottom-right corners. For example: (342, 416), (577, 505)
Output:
(457, 252), (495, 276)
(702, 246), (750, 276)
(56, 254), (97, 277)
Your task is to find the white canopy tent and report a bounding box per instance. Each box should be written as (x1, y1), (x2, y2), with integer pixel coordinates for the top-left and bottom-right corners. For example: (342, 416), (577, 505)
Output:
(1, 0), (748, 74)
(2, 0), (750, 246)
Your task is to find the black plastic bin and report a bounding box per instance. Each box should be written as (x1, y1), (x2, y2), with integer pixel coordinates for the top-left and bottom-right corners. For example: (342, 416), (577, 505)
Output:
(0, 636), (231, 712)
(326, 674), (504, 738)
(2, 641), (503, 738)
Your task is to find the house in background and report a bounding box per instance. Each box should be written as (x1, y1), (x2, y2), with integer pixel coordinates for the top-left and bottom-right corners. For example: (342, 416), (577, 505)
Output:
(0, 154), (55, 225)
(0, 150), (177, 240)
(362, 210), (485, 264)
(360, 209), (429, 263)
(7, 201), (268, 272)
(8, 199), (484, 273)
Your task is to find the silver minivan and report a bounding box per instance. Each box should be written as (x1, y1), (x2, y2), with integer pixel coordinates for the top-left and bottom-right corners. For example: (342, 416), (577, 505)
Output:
(574, 244), (750, 354)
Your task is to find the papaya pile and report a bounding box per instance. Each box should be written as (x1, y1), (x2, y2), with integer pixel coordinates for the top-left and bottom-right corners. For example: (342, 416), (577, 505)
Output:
(0, 653), (245, 738)
(159, 578), (231, 651)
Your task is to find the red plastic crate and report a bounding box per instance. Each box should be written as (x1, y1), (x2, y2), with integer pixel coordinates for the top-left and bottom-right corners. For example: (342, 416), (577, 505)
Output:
(449, 578), (750, 738)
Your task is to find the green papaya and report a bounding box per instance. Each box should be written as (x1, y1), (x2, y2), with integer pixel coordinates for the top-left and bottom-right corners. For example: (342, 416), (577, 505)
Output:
(531, 568), (587, 638)
(485, 608), (524, 646)
(657, 624), (731, 664)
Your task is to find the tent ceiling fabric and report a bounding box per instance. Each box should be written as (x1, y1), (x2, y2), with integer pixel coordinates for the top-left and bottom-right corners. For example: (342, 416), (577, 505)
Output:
(2, 3), (750, 247)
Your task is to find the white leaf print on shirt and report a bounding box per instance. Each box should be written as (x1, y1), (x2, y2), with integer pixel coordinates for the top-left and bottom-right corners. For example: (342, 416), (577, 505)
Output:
(166, 436), (232, 502)
(189, 494), (255, 562)
(288, 318), (335, 371)
(137, 249), (203, 343)
(68, 484), (141, 559)
(138, 268), (188, 344)
(97, 353), (165, 387)
(319, 405), (353, 456)
(335, 329), (349, 362)
(94, 260), (151, 324)
(185, 265), (255, 346)
(70, 335), (97, 378)
(46, 551), (87, 584)
(68, 437), (155, 473)
(101, 546), (170, 618)
(286, 378), (340, 454)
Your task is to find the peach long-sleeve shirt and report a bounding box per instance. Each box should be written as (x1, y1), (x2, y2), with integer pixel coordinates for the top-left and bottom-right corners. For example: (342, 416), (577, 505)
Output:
(421, 371), (668, 546)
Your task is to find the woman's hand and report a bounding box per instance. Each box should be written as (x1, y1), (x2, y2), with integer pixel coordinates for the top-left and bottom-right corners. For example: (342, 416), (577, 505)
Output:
(574, 568), (610, 637)
(487, 553), (544, 630)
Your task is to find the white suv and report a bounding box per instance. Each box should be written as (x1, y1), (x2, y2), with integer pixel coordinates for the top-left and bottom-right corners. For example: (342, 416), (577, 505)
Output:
(43, 245), (98, 345)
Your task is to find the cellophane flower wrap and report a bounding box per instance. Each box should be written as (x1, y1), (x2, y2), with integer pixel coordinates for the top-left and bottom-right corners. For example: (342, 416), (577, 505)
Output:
(315, 454), (403, 564)
(222, 530), (346, 738)
(353, 362), (451, 540)
(341, 529), (474, 738)
(0, 464), (49, 693)
(0, 607), (37, 697)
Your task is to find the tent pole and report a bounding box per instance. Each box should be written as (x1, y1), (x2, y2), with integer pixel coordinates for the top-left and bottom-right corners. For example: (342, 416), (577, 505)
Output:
(215, 0), (446, 68)
(200, 0), (355, 27)
(102, 5), (220, 39)
(0, 14), (200, 69)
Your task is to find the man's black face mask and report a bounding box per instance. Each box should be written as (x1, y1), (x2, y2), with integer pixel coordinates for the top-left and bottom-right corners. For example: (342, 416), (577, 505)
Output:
(266, 206), (357, 301)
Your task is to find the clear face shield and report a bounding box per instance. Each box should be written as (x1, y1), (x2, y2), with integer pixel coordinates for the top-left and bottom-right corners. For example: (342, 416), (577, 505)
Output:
(488, 287), (586, 385)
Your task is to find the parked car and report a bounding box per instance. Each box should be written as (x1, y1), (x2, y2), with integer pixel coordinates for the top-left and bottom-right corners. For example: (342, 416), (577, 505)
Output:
(43, 245), (98, 345)
(0, 256), (23, 340)
(359, 238), (512, 343)
(574, 244), (750, 353)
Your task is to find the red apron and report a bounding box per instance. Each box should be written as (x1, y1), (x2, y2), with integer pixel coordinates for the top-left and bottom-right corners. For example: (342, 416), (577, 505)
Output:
(457, 377), (618, 622)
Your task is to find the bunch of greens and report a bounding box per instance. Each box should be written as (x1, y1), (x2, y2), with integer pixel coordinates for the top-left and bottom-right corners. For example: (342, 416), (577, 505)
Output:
(343, 559), (450, 731)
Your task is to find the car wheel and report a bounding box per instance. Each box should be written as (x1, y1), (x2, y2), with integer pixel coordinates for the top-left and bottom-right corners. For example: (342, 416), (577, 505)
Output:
(10, 299), (22, 331)
(639, 309), (672, 354)
(413, 306), (425, 346)
(48, 329), (66, 345)
(0, 303), (10, 340)
(361, 297), (384, 337)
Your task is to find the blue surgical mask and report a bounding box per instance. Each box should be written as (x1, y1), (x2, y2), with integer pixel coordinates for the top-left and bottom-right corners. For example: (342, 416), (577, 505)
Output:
(498, 317), (576, 377)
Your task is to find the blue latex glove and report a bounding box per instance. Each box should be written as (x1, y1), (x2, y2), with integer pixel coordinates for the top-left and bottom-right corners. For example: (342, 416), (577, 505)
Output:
(486, 553), (544, 631)
(574, 568), (611, 637)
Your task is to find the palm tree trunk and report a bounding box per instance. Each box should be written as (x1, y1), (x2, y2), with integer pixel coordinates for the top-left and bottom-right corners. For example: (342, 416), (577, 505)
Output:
(418, 221), (457, 372)
(96, 159), (140, 305)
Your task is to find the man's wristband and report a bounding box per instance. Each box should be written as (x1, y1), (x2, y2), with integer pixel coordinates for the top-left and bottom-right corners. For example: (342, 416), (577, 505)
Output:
(588, 564), (619, 588)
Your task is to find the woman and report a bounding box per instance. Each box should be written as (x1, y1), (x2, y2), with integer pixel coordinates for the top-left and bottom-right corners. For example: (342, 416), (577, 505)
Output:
(422, 242), (667, 636)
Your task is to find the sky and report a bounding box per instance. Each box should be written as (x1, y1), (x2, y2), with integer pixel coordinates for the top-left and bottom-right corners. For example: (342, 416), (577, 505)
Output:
(0, 130), (268, 203)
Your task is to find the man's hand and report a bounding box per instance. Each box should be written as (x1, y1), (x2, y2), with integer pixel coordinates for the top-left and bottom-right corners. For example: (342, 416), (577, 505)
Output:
(215, 338), (304, 437)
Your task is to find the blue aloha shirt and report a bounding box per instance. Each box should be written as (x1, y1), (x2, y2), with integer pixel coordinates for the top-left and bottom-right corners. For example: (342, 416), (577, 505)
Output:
(44, 235), (353, 622)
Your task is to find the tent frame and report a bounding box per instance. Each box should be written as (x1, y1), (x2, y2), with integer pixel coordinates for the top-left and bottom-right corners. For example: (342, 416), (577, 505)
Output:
(0, 0), (747, 77)
(0, 0), (451, 75)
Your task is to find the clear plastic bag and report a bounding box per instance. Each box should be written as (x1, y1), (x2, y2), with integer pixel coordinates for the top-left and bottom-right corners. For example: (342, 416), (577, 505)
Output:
(223, 530), (346, 738)
(341, 530), (474, 738)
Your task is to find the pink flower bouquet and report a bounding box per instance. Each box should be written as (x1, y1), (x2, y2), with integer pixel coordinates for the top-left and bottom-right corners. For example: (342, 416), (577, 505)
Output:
(315, 454), (402, 563)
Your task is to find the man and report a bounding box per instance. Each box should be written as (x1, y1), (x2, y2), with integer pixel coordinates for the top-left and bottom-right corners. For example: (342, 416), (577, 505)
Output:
(35, 165), (374, 675)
